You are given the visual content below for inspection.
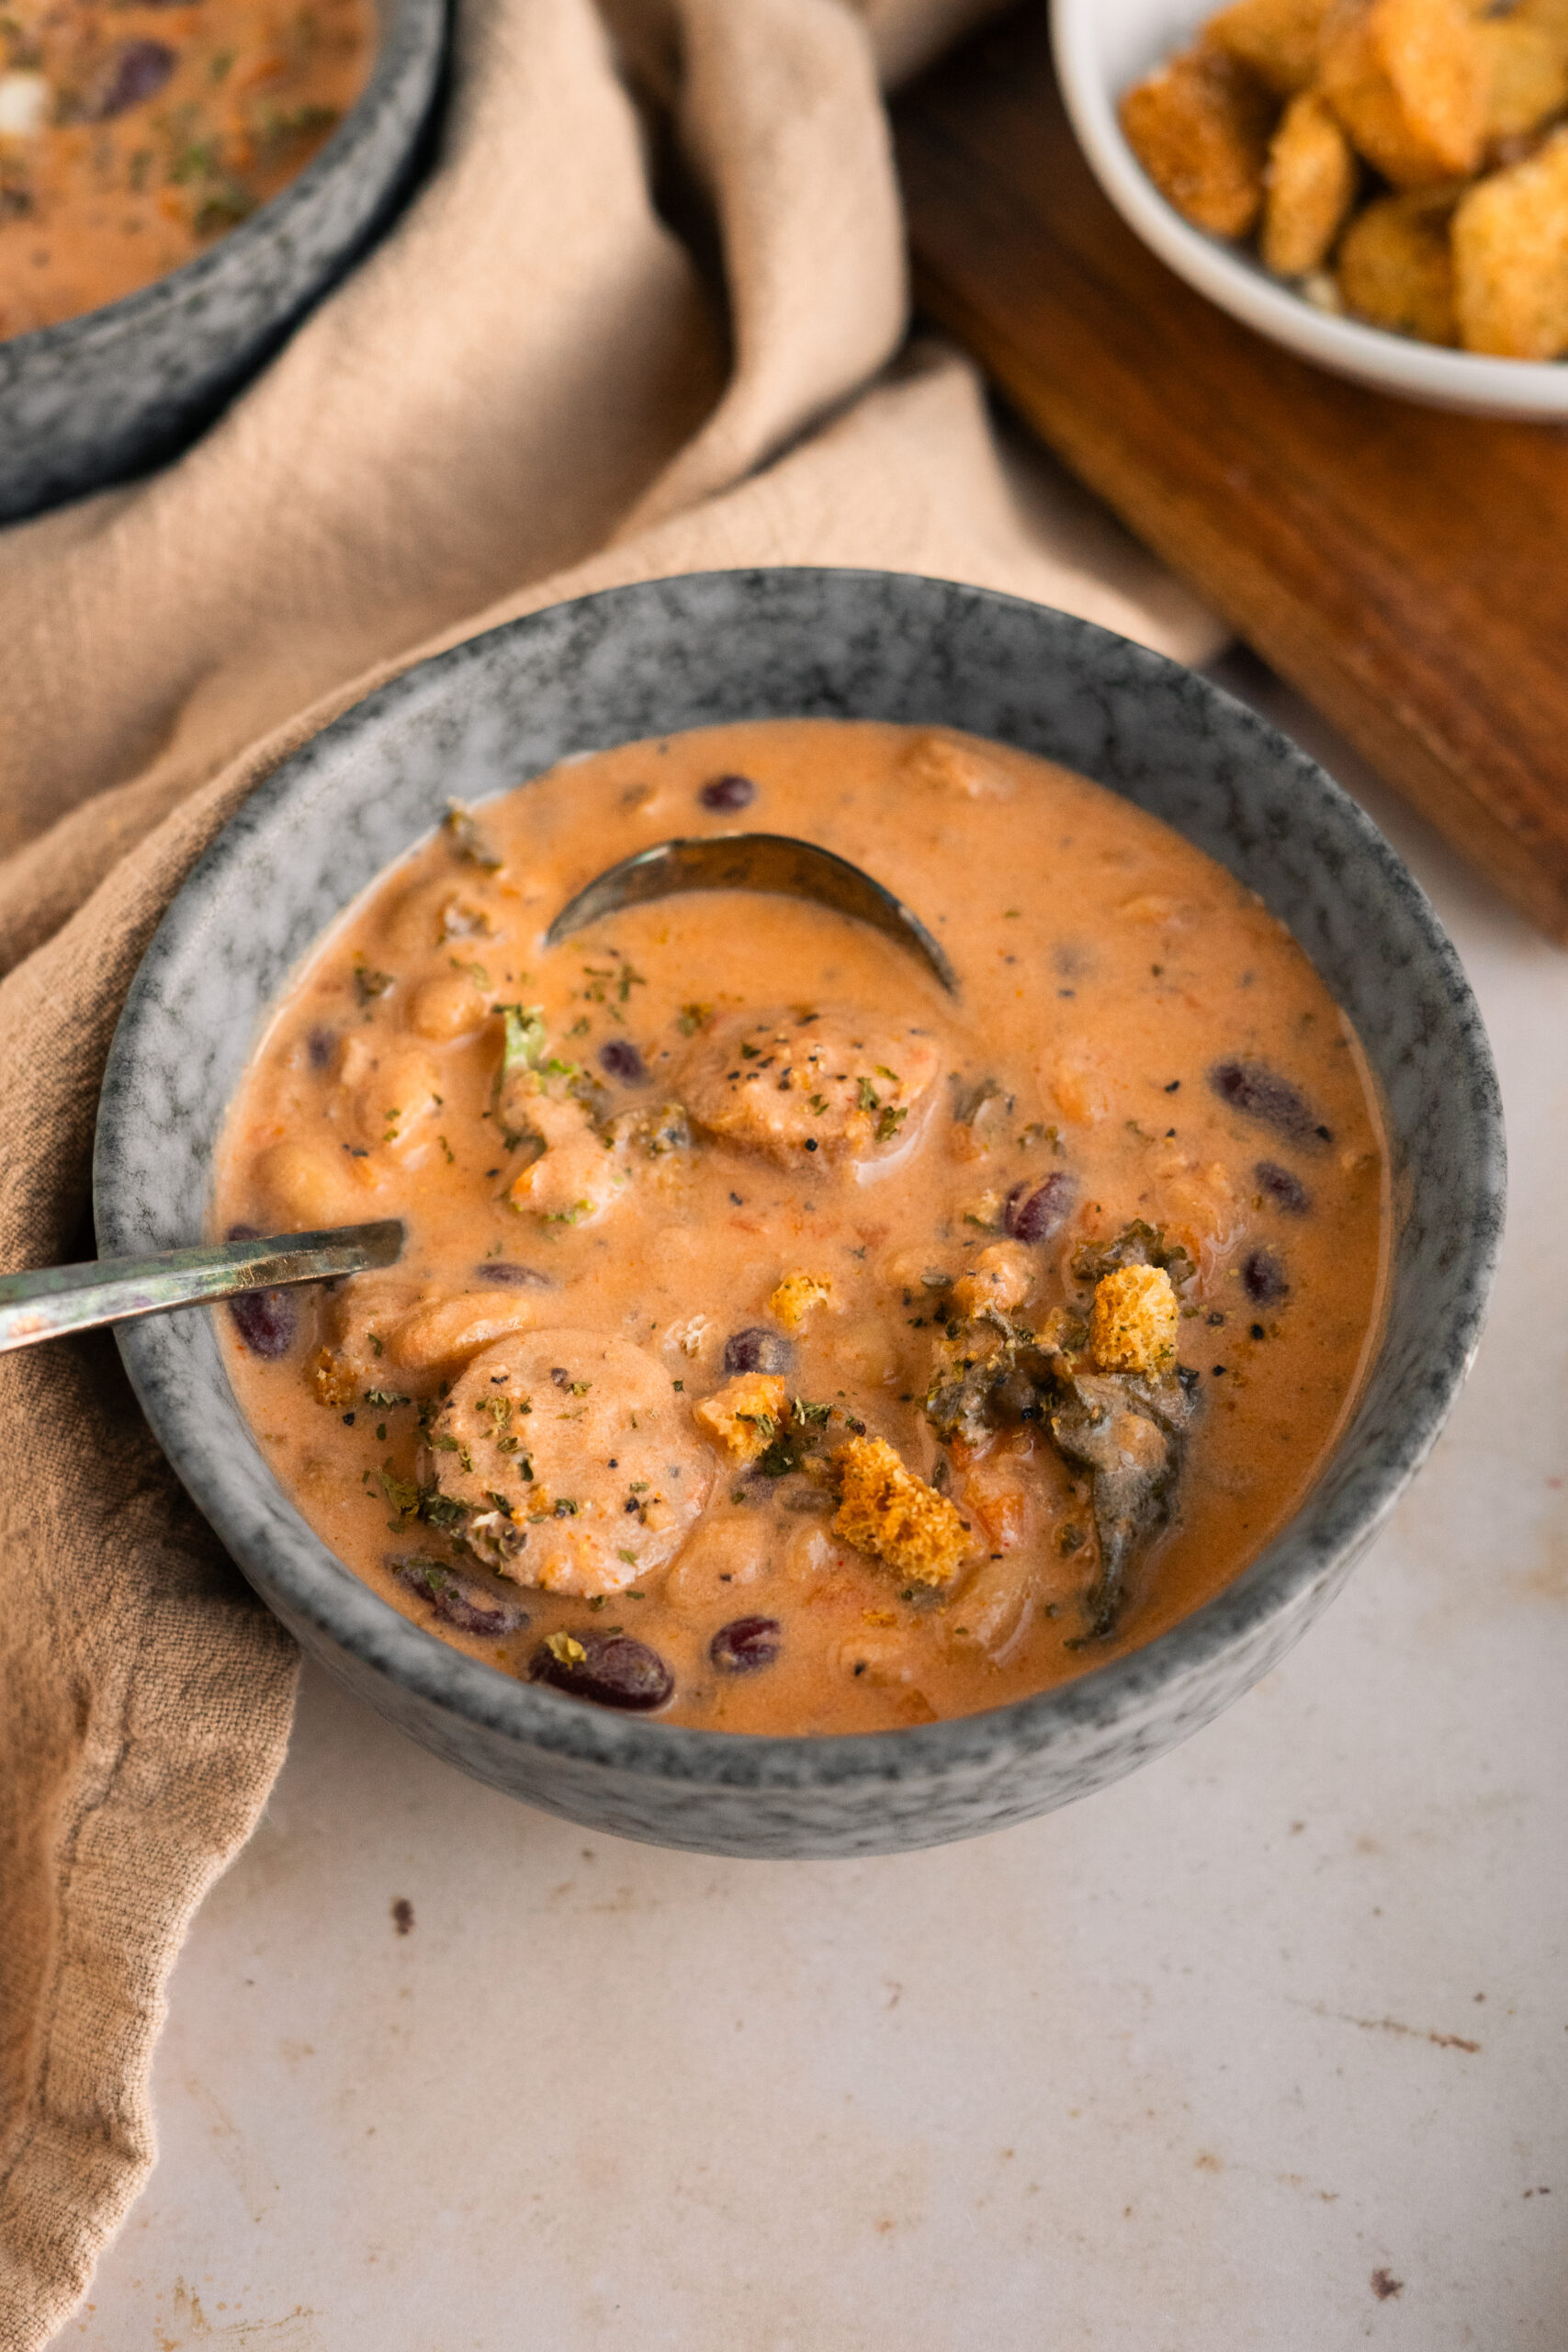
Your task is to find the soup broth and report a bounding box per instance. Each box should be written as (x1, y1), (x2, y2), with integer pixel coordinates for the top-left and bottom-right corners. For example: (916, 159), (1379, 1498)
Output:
(215, 719), (1388, 1736)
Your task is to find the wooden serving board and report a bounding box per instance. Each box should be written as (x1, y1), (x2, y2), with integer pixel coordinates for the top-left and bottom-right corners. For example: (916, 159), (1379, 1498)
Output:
(893, 4), (1568, 944)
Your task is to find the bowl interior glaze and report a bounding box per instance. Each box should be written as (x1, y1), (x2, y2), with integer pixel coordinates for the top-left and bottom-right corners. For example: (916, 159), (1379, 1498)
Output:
(93, 571), (1505, 1858)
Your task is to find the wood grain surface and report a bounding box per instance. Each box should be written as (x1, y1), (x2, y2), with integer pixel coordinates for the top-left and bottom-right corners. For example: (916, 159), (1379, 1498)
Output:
(893, 5), (1568, 944)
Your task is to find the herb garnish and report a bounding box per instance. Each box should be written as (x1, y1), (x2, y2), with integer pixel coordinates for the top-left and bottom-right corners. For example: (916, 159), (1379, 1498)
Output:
(378, 1464), (419, 1518)
(354, 961), (395, 1006)
(443, 801), (503, 871)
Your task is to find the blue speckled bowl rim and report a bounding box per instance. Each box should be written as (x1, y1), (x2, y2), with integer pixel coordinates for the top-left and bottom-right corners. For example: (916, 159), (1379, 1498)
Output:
(0, 0), (441, 374)
(96, 569), (1506, 1796)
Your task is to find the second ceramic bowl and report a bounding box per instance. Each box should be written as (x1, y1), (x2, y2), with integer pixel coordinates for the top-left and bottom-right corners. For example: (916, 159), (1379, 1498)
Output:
(0, 0), (447, 524)
(94, 569), (1505, 1858)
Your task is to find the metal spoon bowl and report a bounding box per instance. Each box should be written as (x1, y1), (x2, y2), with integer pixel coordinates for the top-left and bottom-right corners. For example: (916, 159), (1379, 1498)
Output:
(0, 1220), (404, 1354)
(545, 833), (958, 995)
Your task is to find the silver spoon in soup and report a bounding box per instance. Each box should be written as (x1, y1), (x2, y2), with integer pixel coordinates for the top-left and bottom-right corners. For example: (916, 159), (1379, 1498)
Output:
(2, 837), (947, 1350)
(0, 1220), (404, 1354)
(546, 832), (958, 994)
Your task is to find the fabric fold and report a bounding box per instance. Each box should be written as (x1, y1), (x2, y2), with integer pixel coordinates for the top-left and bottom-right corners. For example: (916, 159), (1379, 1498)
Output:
(622, 0), (906, 528)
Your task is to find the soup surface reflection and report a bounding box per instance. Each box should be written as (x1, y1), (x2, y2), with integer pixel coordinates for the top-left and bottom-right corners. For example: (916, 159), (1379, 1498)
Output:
(216, 719), (1388, 1736)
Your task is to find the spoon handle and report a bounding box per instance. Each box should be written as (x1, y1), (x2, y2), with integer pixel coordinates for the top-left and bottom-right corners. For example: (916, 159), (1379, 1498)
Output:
(0, 1219), (404, 1354)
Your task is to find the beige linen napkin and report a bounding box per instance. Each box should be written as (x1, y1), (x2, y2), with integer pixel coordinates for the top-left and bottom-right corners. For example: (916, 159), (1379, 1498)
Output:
(0, 2), (1221, 2339)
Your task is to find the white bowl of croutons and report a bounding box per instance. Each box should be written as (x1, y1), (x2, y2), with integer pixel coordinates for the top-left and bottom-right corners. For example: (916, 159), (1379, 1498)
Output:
(1052, 0), (1568, 417)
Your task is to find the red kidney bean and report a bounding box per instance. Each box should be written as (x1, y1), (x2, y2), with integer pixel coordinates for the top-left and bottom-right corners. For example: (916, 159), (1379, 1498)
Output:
(698, 774), (756, 811)
(1254, 1160), (1312, 1215)
(1242, 1247), (1289, 1305)
(1004, 1170), (1073, 1243)
(392, 1556), (529, 1636)
(723, 1328), (794, 1375)
(598, 1038), (647, 1084)
(476, 1261), (553, 1288)
(530, 1633), (673, 1711)
(91, 40), (176, 119)
(221, 1228), (297, 1356)
(1210, 1060), (1330, 1149)
(227, 1286), (298, 1357)
(710, 1616), (783, 1673)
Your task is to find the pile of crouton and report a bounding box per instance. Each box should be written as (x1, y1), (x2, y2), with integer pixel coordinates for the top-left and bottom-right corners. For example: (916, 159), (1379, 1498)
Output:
(1120, 0), (1568, 357)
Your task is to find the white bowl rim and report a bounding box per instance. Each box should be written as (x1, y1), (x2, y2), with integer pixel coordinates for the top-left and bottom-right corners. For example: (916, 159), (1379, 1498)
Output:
(1050, 0), (1568, 418)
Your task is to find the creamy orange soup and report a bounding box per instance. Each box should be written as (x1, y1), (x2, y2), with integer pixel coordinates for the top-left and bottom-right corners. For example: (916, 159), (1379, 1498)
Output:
(0, 0), (374, 338)
(215, 720), (1388, 1735)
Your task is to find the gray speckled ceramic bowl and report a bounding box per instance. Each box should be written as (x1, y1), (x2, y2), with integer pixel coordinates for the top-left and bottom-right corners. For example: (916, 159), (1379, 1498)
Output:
(94, 570), (1505, 1859)
(0, 0), (446, 525)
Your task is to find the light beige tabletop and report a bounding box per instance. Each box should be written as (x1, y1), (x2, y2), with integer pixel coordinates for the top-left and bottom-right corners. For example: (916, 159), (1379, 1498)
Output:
(69, 662), (1567, 2352)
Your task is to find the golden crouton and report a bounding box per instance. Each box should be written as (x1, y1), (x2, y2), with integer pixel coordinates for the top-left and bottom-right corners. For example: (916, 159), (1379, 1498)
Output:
(1120, 46), (1278, 238)
(1453, 119), (1568, 352)
(831, 1436), (969, 1589)
(1337, 185), (1460, 339)
(308, 1346), (358, 1408)
(1474, 5), (1568, 142)
(950, 1242), (1035, 1321)
(1089, 1265), (1179, 1376)
(692, 1373), (789, 1463)
(1205, 0), (1333, 95)
(769, 1271), (835, 1330)
(1262, 88), (1360, 270)
(1319, 0), (1485, 185)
